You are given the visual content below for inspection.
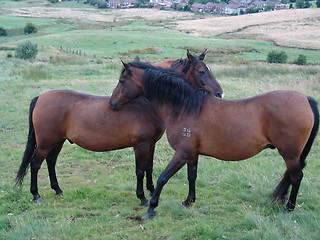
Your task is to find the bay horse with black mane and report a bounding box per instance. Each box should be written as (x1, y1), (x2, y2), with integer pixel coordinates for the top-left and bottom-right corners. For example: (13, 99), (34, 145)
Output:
(15, 50), (223, 205)
(109, 61), (319, 219)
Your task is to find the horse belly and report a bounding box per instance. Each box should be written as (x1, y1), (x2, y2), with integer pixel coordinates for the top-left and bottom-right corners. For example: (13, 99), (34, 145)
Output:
(67, 126), (133, 152)
(199, 136), (266, 161)
(198, 121), (268, 161)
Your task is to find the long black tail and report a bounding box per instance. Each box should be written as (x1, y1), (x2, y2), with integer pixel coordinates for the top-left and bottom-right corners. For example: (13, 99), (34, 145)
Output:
(272, 96), (319, 202)
(300, 97), (319, 168)
(15, 96), (39, 188)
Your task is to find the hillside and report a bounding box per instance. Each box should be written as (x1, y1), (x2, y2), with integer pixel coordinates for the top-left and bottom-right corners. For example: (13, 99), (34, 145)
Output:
(174, 8), (320, 50)
(1, 6), (319, 49)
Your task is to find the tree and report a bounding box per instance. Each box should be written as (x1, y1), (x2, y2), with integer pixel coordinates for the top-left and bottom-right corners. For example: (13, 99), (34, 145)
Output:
(24, 22), (38, 35)
(293, 54), (307, 65)
(317, 0), (320, 7)
(0, 26), (7, 36)
(267, 51), (288, 63)
(15, 41), (38, 60)
(303, 0), (310, 8)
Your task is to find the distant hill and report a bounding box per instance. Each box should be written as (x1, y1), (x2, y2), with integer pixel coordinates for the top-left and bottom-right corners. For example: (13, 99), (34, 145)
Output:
(174, 8), (320, 50)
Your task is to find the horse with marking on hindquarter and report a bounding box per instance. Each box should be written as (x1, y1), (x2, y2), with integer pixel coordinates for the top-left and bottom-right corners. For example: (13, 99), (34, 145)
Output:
(109, 61), (319, 219)
(15, 50), (223, 205)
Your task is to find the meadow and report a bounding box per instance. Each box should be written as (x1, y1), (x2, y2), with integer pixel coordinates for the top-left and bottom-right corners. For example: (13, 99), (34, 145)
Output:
(0, 2), (320, 239)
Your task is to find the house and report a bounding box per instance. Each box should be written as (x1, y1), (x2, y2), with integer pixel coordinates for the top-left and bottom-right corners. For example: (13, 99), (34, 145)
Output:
(177, 0), (189, 8)
(191, 2), (205, 12)
(229, 0), (252, 7)
(109, 0), (137, 8)
(160, 0), (174, 8)
(225, 3), (246, 15)
(275, 2), (288, 10)
(212, 3), (227, 14)
(204, 2), (216, 12)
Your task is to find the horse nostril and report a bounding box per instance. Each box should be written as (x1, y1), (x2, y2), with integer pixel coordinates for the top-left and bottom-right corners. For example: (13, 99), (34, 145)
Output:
(216, 92), (224, 98)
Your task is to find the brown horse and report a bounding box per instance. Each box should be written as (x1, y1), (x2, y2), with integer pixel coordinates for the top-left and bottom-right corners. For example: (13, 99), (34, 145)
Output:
(15, 51), (223, 205)
(109, 61), (319, 219)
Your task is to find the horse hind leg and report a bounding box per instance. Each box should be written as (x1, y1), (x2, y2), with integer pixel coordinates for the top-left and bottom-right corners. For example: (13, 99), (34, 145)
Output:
(46, 142), (64, 196)
(278, 98), (319, 211)
(182, 158), (198, 207)
(30, 148), (48, 202)
(276, 156), (304, 212)
(285, 166), (303, 212)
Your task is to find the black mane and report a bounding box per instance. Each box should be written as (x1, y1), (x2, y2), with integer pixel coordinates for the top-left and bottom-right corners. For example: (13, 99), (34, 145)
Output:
(127, 61), (209, 115)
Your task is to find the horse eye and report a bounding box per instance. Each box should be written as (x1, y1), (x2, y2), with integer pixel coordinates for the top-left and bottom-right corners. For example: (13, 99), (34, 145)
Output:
(119, 79), (125, 84)
(199, 71), (205, 75)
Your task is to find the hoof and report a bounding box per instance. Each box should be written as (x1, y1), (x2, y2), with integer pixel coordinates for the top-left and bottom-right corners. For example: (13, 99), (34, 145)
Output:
(283, 202), (295, 213)
(283, 206), (294, 213)
(56, 190), (64, 196)
(142, 209), (156, 220)
(140, 198), (149, 207)
(33, 197), (44, 203)
(182, 200), (193, 208)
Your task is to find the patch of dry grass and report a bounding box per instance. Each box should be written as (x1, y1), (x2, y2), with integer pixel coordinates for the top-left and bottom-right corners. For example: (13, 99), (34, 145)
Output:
(175, 9), (320, 50)
(0, 7), (196, 22)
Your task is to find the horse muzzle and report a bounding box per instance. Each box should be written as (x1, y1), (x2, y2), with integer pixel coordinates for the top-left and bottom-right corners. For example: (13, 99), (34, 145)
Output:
(108, 99), (121, 110)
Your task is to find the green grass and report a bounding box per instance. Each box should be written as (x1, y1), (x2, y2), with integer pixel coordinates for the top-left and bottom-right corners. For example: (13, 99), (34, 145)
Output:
(0, 7), (320, 240)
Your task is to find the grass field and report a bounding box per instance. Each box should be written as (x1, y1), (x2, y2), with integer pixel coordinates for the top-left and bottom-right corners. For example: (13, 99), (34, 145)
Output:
(0, 2), (320, 239)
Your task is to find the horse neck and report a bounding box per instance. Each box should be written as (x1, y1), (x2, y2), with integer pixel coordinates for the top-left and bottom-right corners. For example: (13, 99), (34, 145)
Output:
(147, 99), (180, 125)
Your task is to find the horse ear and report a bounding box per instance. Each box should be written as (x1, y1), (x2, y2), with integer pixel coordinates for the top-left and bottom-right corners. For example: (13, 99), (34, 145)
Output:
(187, 49), (195, 62)
(121, 60), (129, 70)
(199, 49), (207, 60)
(121, 60), (132, 75)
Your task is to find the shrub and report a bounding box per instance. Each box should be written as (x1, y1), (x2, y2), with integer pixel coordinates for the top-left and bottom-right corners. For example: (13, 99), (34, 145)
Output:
(293, 54), (307, 65)
(97, 1), (108, 8)
(15, 41), (38, 60)
(0, 26), (7, 36)
(24, 22), (38, 35)
(267, 50), (288, 63)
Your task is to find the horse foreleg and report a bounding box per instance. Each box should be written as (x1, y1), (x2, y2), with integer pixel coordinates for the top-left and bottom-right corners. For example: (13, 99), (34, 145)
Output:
(143, 150), (189, 220)
(134, 145), (149, 206)
(182, 158), (198, 207)
(146, 144), (156, 196)
(46, 142), (64, 196)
